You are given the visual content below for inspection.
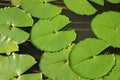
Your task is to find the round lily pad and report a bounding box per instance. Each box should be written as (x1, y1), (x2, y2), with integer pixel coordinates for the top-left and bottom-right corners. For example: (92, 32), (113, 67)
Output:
(91, 11), (120, 48)
(0, 7), (33, 27)
(0, 35), (18, 55)
(69, 38), (115, 79)
(63, 0), (97, 15)
(0, 54), (36, 80)
(107, 0), (120, 4)
(40, 45), (81, 80)
(90, 0), (104, 6)
(104, 55), (120, 80)
(0, 24), (29, 44)
(21, 0), (62, 18)
(31, 15), (76, 52)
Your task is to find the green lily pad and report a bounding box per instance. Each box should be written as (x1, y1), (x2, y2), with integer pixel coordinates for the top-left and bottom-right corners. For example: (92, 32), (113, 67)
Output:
(69, 38), (115, 79)
(91, 11), (120, 48)
(0, 7), (33, 27)
(103, 55), (120, 80)
(40, 45), (81, 80)
(21, 0), (62, 18)
(63, 0), (97, 15)
(11, 0), (21, 7)
(17, 73), (42, 80)
(40, 0), (57, 2)
(31, 15), (76, 52)
(90, 0), (104, 6)
(0, 54), (36, 80)
(0, 24), (29, 44)
(107, 0), (120, 4)
(0, 35), (18, 55)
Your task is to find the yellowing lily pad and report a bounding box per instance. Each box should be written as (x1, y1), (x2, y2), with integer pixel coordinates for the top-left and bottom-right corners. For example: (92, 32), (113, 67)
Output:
(63, 0), (97, 15)
(0, 7), (33, 27)
(31, 15), (76, 52)
(40, 45), (81, 80)
(91, 11), (120, 48)
(21, 0), (62, 18)
(0, 54), (36, 80)
(69, 38), (115, 79)
(0, 35), (18, 54)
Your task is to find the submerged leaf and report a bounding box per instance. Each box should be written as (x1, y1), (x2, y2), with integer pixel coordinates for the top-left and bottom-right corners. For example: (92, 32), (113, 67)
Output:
(69, 38), (115, 79)
(91, 11), (120, 48)
(107, 0), (120, 4)
(0, 54), (36, 80)
(40, 45), (81, 80)
(21, 0), (62, 18)
(31, 15), (76, 52)
(90, 0), (104, 6)
(0, 24), (29, 44)
(0, 35), (18, 54)
(63, 0), (97, 15)
(0, 7), (33, 27)
(104, 55), (120, 80)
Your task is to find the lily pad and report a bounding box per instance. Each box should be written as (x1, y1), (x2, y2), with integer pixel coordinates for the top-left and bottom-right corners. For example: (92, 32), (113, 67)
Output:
(40, 45), (81, 80)
(63, 0), (97, 15)
(69, 38), (115, 79)
(17, 73), (42, 80)
(0, 35), (18, 55)
(31, 15), (76, 52)
(21, 0), (62, 18)
(103, 55), (120, 80)
(90, 0), (104, 6)
(107, 0), (120, 4)
(0, 7), (33, 27)
(0, 24), (29, 44)
(0, 54), (36, 80)
(11, 0), (21, 7)
(91, 11), (120, 48)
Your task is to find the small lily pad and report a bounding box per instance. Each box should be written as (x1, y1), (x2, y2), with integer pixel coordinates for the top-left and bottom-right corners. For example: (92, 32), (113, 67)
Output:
(63, 0), (97, 15)
(0, 54), (36, 80)
(107, 0), (120, 4)
(0, 35), (18, 54)
(0, 7), (33, 27)
(91, 11), (120, 48)
(11, 0), (21, 7)
(40, 45), (81, 80)
(31, 15), (76, 52)
(21, 0), (62, 18)
(69, 38), (115, 79)
(0, 24), (29, 44)
(90, 0), (104, 6)
(103, 55), (120, 80)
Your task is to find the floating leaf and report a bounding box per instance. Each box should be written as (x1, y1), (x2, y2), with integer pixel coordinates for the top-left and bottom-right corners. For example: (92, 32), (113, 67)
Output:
(69, 38), (115, 79)
(63, 0), (97, 15)
(39, 0), (57, 2)
(40, 45), (81, 80)
(17, 73), (42, 80)
(107, 0), (120, 4)
(104, 55), (120, 80)
(0, 7), (33, 27)
(91, 11), (120, 48)
(21, 0), (62, 18)
(11, 0), (21, 7)
(0, 35), (18, 54)
(0, 24), (29, 44)
(90, 0), (104, 6)
(0, 54), (36, 80)
(31, 15), (76, 52)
